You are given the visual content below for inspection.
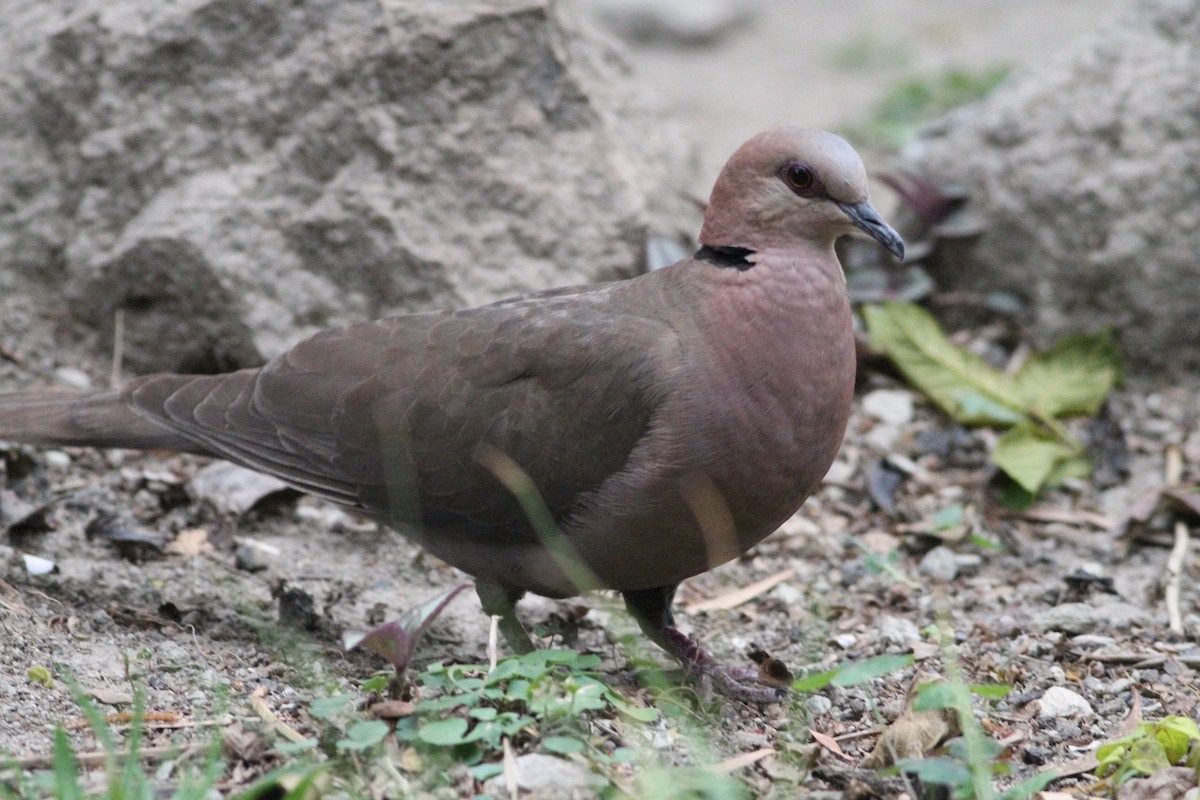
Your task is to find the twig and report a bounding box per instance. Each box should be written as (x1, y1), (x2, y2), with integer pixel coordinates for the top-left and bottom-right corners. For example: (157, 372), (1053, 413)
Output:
(684, 568), (795, 614)
(1076, 651), (1200, 668)
(503, 736), (518, 800)
(110, 308), (125, 388)
(488, 614), (500, 672)
(1014, 507), (1114, 529)
(712, 747), (774, 773)
(5, 743), (207, 770)
(1164, 446), (1190, 635)
(0, 342), (23, 366)
(248, 686), (307, 744)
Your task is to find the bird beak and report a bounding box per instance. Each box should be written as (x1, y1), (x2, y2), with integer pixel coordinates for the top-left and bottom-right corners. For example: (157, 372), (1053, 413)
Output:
(836, 201), (905, 261)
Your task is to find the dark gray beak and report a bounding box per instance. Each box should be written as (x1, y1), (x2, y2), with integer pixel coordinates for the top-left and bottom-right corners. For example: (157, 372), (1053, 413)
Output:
(836, 201), (905, 261)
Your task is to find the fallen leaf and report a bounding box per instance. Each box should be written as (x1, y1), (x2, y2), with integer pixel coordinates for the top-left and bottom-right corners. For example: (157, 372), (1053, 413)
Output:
(165, 528), (212, 558)
(862, 672), (959, 768)
(684, 568), (795, 613)
(810, 729), (853, 762)
(188, 462), (294, 515)
(87, 687), (134, 706)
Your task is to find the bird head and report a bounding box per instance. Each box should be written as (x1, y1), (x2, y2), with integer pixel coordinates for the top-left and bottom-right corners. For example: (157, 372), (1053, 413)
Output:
(699, 128), (904, 261)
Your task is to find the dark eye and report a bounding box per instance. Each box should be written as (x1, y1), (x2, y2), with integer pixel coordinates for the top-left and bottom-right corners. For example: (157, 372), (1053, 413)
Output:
(785, 164), (815, 192)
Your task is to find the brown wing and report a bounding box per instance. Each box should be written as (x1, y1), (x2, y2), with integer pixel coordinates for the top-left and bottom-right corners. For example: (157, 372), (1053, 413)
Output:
(123, 284), (678, 541)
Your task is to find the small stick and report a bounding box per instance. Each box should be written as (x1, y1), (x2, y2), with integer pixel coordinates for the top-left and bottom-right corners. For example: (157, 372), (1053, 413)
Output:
(1164, 446), (1190, 635)
(249, 686), (308, 744)
(110, 308), (125, 388)
(6, 743), (206, 770)
(488, 615), (500, 672)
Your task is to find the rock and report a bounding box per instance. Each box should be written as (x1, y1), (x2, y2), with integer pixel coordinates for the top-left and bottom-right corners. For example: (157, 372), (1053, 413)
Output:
(878, 614), (920, 648)
(53, 367), (92, 391)
(1036, 686), (1093, 719)
(918, 546), (959, 583)
(804, 694), (832, 716)
(907, 0), (1200, 373)
(234, 543), (270, 573)
(188, 462), (293, 516)
(0, 0), (691, 373)
(483, 753), (603, 799)
(1116, 767), (1198, 800)
(577, 0), (758, 45)
(1034, 601), (1151, 634)
(861, 389), (915, 426)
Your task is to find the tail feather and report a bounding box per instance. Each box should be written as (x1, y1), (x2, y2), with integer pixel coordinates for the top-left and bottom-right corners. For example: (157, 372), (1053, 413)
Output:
(0, 388), (201, 453)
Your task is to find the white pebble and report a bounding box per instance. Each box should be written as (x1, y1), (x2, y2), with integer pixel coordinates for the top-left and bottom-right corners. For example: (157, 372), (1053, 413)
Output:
(1036, 686), (1093, 719)
(862, 389), (915, 425)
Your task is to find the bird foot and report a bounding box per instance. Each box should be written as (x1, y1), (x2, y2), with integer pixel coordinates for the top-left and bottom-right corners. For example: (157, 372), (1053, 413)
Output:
(659, 626), (788, 703)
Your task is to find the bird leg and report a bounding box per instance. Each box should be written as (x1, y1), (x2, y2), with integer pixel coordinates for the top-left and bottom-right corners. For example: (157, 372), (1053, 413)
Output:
(623, 586), (787, 703)
(475, 580), (535, 654)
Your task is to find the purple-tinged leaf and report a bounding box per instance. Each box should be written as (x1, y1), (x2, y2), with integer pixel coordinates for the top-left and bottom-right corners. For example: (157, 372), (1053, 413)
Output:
(344, 582), (471, 673)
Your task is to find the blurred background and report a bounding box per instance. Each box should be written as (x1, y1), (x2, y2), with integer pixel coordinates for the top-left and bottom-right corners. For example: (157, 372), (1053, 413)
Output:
(574, 0), (1124, 181)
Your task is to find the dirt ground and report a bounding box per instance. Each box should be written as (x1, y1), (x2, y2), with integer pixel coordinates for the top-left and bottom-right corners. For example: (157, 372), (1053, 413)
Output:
(6, 1), (1199, 798)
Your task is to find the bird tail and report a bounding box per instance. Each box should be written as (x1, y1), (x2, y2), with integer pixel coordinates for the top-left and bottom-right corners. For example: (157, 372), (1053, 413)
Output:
(0, 388), (197, 453)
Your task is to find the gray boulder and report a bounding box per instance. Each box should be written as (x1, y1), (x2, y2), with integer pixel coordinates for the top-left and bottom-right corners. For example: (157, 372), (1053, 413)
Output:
(905, 0), (1200, 374)
(0, 0), (690, 373)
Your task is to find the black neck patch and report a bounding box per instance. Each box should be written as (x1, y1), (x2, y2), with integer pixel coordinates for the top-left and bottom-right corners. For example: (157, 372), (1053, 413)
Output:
(695, 244), (755, 271)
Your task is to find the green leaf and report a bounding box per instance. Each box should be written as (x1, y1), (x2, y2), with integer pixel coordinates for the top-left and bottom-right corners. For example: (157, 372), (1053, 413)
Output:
(418, 717), (471, 746)
(895, 756), (972, 786)
(308, 693), (356, 721)
(999, 770), (1058, 800)
(1153, 716), (1200, 764)
(913, 681), (970, 712)
(991, 424), (1085, 493)
(606, 693), (657, 722)
(1126, 737), (1172, 777)
(541, 735), (586, 755)
(968, 683), (1012, 700)
(863, 303), (1027, 426)
(51, 727), (82, 800)
(931, 504), (965, 531)
(830, 654), (914, 687)
(792, 668), (839, 693)
(468, 763), (505, 782)
(336, 720), (389, 751)
(1013, 331), (1122, 418)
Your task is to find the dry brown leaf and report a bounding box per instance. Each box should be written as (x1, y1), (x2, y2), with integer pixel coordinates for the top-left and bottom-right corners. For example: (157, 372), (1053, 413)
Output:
(810, 729), (854, 763)
(862, 672), (959, 768)
(684, 568), (794, 613)
(165, 528), (213, 557)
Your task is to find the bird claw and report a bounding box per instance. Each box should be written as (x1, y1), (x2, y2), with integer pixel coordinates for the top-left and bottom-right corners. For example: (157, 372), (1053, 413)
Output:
(659, 626), (788, 703)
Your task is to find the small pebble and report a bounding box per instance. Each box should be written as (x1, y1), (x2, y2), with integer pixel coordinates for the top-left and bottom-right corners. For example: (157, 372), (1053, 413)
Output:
(1036, 686), (1093, 719)
(918, 546), (959, 583)
(878, 614), (920, 648)
(862, 389), (915, 426)
(43, 450), (72, 469)
(805, 695), (832, 716)
(235, 544), (269, 573)
(832, 633), (857, 649)
(53, 366), (92, 390)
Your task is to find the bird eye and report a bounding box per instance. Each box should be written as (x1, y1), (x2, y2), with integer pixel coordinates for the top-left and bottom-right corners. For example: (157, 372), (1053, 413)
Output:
(785, 164), (815, 192)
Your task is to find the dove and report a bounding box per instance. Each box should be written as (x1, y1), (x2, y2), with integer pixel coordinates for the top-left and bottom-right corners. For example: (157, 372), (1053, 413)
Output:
(0, 128), (902, 700)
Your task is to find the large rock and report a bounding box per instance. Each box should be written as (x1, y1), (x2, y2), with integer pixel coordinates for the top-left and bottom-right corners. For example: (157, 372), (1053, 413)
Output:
(0, 0), (690, 373)
(905, 0), (1200, 374)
